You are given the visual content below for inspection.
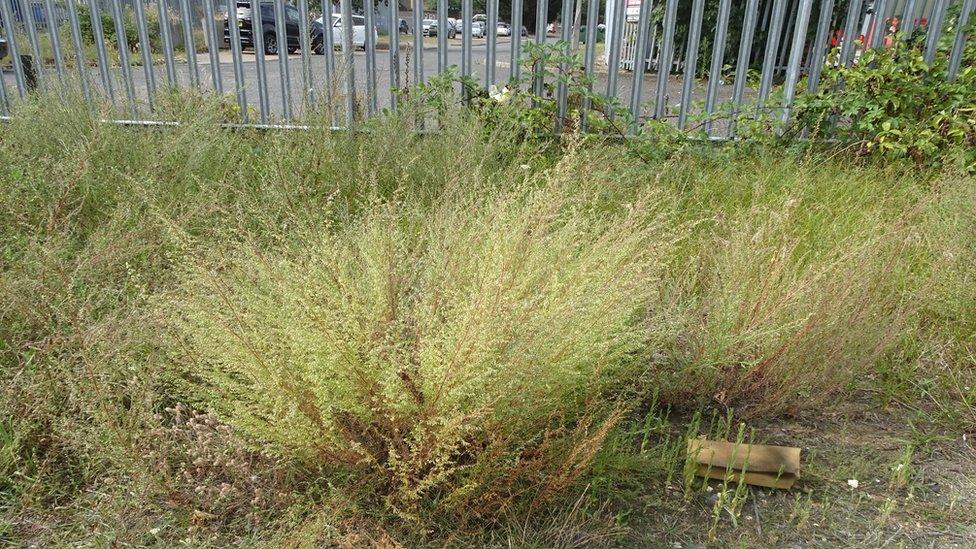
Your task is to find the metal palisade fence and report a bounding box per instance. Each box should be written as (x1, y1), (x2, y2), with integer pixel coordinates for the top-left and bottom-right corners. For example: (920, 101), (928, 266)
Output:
(0, 0), (973, 135)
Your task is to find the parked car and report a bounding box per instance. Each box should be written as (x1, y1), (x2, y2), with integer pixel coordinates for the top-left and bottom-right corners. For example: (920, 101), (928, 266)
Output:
(223, 1), (302, 55)
(424, 18), (458, 39)
(311, 14), (377, 52)
(496, 22), (511, 36)
(398, 18), (409, 34)
(0, 36), (7, 62)
(469, 20), (487, 38)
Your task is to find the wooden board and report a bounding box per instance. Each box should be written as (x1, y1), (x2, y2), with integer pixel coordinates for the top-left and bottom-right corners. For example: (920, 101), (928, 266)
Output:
(687, 438), (800, 489)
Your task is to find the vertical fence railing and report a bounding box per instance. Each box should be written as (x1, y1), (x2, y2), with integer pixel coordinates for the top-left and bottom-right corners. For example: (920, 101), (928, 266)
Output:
(0, 0), (972, 133)
(226, 0), (248, 118)
(110, 0), (136, 117)
(203, 0), (223, 96)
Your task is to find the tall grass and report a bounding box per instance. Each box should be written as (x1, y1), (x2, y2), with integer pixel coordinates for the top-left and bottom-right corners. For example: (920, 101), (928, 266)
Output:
(653, 154), (925, 416)
(1, 92), (974, 543)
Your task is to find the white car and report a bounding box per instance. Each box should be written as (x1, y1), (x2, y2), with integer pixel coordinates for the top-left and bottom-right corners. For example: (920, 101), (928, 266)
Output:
(469, 21), (487, 38)
(313, 14), (377, 50)
(497, 22), (512, 36)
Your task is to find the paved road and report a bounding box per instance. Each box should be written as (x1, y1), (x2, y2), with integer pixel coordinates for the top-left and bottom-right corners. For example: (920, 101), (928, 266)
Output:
(3, 35), (754, 127)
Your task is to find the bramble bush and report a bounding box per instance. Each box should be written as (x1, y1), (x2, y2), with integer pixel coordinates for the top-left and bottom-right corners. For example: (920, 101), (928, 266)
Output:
(794, 22), (976, 172)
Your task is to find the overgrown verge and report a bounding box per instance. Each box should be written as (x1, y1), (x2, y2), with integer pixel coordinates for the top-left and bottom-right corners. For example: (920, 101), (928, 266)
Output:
(1, 93), (974, 545)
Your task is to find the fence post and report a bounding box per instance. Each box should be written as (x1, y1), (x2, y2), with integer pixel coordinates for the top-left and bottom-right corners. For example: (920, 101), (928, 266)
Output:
(652, 0), (679, 120)
(703, 0), (731, 136)
(948, 0), (975, 80)
(340, 0), (356, 127)
(779, 0), (814, 129)
(729, 0), (760, 137)
(756, 0), (787, 114)
(20, 0), (46, 87)
(677, 0), (705, 130)
(806, 0), (835, 94)
(924, 0), (948, 65)
(0, 0), (28, 97)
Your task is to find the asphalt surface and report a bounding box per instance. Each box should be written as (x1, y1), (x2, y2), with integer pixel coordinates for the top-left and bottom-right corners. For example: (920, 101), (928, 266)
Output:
(2, 35), (754, 126)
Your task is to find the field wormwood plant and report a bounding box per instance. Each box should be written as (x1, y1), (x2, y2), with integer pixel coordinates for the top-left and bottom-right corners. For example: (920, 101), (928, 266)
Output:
(169, 155), (674, 523)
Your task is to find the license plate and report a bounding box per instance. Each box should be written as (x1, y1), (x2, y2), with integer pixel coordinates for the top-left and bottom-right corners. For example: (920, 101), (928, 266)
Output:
(238, 21), (243, 27)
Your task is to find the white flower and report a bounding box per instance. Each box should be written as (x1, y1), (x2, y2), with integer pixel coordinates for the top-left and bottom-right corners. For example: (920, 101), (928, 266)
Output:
(520, 164), (530, 170)
(847, 479), (859, 489)
(150, 528), (160, 535)
(488, 85), (512, 104)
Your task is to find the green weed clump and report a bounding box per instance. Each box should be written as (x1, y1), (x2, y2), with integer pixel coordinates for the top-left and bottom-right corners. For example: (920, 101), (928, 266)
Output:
(170, 153), (673, 522)
(655, 156), (922, 416)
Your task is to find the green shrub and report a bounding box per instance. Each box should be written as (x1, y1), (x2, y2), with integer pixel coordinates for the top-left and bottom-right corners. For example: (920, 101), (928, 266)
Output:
(77, 4), (139, 51)
(168, 150), (673, 522)
(795, 22), (976, 172)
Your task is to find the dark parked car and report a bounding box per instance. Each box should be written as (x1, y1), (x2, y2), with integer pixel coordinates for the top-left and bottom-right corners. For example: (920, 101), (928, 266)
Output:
(399, 18), (409, 34)
(423, 18), (457, 39)
(0, 36), (7, 61)
(224, 1), (301, 55)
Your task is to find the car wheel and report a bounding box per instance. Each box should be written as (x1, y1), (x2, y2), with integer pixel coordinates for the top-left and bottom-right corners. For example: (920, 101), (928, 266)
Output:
(287, 46), (298, 54)
(312, 38), (324, 55)
(264, 32), (278, 55)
